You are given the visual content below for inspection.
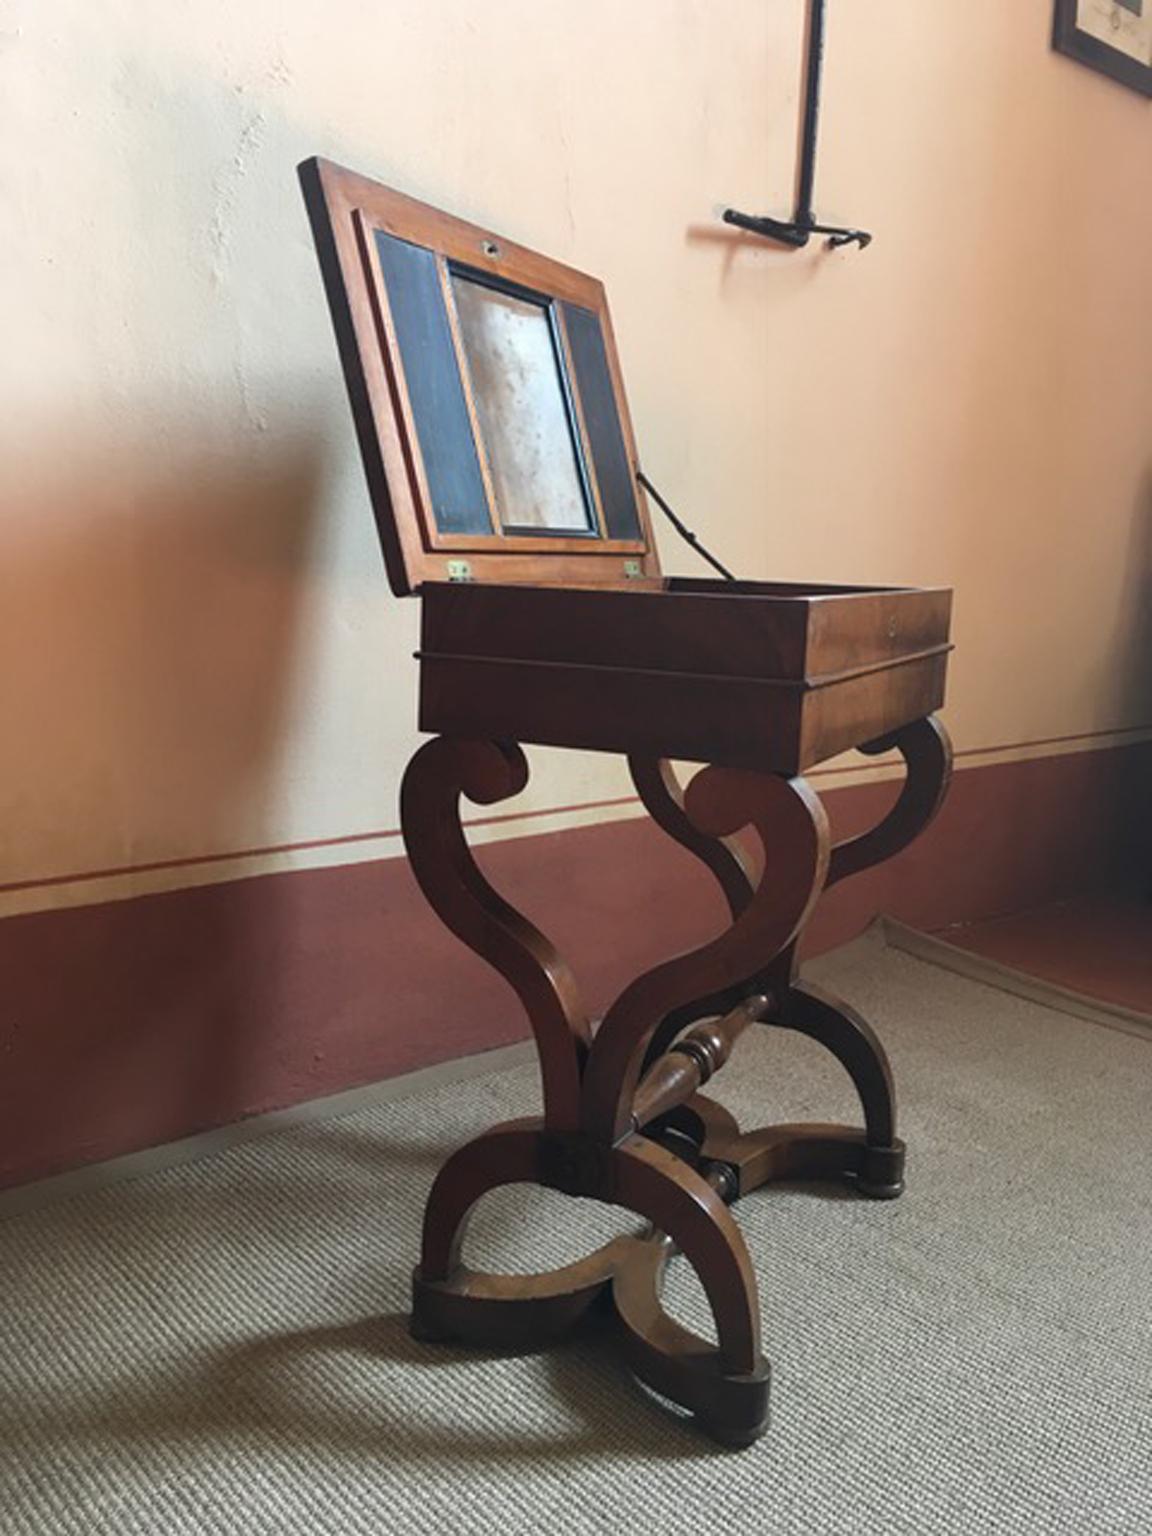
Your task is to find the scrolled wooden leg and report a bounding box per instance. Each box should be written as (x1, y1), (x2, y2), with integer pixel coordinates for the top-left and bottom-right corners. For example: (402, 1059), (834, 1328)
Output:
(400, 737), (590, 1132)
(411, 1119), (773, 1444)
(704, 983), (905, 1205)
(612, 1234), (771, 1448)
(582, 768), (831, 1146)
(402, 724), (953, 1444)
(412, 1117), (626, 1347)
(827, 714), (953, 887)
(710, 716), (952, 1201)
(416, 1119), (543, 1286)
(610, 1136), (771, 1446)
(628, 756), (758, 1072)
(770, 981), (905, 1197)
(708, 1123), (897, 1203)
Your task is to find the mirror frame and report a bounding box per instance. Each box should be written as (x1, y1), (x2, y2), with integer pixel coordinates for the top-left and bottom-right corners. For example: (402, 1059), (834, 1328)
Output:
(300, 157), (660, 595)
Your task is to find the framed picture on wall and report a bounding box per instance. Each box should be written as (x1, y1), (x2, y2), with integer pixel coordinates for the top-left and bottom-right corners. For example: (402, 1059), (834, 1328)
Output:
(1053, 0), (1152, 96)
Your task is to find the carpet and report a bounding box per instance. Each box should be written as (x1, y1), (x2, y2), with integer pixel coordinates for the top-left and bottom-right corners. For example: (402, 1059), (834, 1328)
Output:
(1, 932), (1150, 1535)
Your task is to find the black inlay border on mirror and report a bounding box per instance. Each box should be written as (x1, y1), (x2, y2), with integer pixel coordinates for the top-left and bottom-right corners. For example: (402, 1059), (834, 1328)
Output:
(374, 231), (492, 536)
(561, 303), (642, 543)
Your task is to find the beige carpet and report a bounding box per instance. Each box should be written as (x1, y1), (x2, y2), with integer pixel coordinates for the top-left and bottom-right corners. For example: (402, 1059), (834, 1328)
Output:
(2, 932), (1151, 1535)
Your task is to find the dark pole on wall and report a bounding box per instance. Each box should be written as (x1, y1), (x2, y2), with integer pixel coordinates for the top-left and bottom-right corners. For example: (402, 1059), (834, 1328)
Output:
(794, 0), (825, 228)
(722, 0), (872, 251)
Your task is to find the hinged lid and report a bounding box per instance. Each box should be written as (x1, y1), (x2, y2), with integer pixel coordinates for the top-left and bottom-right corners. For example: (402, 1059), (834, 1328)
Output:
(299, 157), (661, 596)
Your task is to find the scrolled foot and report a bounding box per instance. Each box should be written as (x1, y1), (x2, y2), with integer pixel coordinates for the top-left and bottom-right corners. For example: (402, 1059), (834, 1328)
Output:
(697, 1371), (772, 1449)
(856, 1139), (906, 1200)
(410, 1241), (629, 1353)
(612, 1232), (771, 1450)
(408, 1282), (451, 1344)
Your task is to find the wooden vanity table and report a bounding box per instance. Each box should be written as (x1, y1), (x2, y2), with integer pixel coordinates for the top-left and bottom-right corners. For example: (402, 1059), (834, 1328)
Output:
(301, 157), (953, 1447)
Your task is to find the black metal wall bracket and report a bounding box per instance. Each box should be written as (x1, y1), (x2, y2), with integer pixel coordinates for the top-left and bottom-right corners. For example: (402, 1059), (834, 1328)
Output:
(722, 0), (872, 253)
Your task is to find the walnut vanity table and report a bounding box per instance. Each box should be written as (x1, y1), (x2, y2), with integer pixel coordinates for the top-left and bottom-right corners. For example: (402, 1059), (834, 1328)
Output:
(300, 157), (953, 1448)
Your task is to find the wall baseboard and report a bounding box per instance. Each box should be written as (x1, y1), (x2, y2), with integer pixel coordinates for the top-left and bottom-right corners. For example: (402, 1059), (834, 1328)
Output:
(0, 1039), (534, 1221)
(2, 738), (1148, 1191)
(880, 917), (1152, 1043)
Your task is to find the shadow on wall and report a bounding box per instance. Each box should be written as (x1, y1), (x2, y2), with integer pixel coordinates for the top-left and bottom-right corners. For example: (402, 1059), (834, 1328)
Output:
(0, 406), (331, 1177)
(0, 408), (328, 882)
(0, 27), (398, 1181)
(1115, 472), (1152, 868)
(1116, 471), (1152, 721)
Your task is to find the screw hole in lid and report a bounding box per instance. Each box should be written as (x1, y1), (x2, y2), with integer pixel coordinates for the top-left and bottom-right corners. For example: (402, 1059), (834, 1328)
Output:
(481, 239), (500, 258)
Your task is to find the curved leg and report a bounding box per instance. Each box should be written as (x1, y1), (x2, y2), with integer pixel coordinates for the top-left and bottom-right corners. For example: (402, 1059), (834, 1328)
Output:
(582, 769), (831, 1144)
(400, 737), (590, 1131)
(412, 1119), (772, 1444)
(773, 983), (896, 1145)
(628, 757), (756, 920)
(614, 1137), (760, 1375)
(827, 715), (953, 887)
(412, 1118), (629, 1346)
(625, 717), (953, 1202)
(696, 979), (904, 1200)
(612, 1234), (770, 1448)
(403, 722), (952, 1446)
(611, 1137), (769, 1446)
(632, 716), (952, 1070)
(418, 1121), (758, 1371)
(629, 757), (757, 1072)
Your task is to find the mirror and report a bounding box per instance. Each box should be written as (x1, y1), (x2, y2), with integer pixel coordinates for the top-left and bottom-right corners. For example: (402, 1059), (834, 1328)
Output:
(450, 272), (594, 535)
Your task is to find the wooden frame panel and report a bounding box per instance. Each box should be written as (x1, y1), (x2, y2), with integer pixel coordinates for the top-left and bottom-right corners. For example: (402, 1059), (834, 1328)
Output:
(1053, 0), (1152, 97)
(300, 157), (660, 594)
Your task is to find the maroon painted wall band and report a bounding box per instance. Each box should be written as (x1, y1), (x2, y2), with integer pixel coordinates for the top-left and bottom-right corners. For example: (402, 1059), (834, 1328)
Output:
(1, 740), (1148, 1191)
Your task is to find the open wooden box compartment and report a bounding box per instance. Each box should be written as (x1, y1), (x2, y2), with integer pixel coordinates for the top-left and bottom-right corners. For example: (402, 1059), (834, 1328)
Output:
(299, 157), (952, 775)
(419, 577), (951, 773)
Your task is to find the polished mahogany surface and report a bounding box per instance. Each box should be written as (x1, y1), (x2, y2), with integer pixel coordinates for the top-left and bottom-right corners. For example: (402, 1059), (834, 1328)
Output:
(302, 157), (954, 1447)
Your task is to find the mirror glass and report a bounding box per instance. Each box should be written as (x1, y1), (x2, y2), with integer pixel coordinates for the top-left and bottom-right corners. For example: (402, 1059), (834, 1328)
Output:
(451, 272), (594, 534)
